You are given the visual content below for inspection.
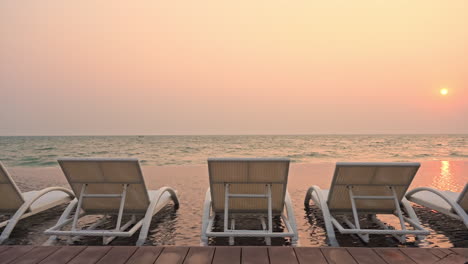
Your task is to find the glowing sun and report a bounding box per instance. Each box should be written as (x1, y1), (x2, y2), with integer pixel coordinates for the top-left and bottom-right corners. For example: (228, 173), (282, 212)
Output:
(440, 88), (448, 95)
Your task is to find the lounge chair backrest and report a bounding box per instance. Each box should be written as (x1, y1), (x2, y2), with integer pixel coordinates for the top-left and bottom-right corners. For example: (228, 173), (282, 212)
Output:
(58, 158), (151, 214)
(0, 162), (25, 213)
(457, 184), (468, 212)
(327, 162), (420, 213)
(208, 158), (290, 214)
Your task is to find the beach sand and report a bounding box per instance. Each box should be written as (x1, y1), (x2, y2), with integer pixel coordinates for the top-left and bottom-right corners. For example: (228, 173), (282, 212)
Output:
(3, 161), (467, 247)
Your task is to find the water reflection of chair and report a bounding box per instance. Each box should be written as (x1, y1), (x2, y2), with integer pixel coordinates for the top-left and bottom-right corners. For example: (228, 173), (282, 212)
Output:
(304, 162), (430, 247)
(406, 184), (468, 228)
(44, 158), (179, 245)
(0, 162), (74, 244)
(201, 158), (298, 246)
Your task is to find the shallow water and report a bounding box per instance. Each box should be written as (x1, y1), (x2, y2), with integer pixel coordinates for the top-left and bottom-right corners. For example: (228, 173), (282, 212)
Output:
(3, 161), (467, 247)
(0, 135), (466, 167)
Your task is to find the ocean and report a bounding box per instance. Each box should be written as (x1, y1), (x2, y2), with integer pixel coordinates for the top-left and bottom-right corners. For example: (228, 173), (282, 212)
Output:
(0, 134), (466, 167)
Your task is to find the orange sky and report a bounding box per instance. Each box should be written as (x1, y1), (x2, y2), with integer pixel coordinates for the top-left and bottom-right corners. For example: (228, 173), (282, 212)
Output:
(1, 1), (467, 135)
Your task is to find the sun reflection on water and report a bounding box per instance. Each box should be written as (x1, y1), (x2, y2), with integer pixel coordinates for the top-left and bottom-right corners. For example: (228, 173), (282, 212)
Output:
(431, 161), (457, 192)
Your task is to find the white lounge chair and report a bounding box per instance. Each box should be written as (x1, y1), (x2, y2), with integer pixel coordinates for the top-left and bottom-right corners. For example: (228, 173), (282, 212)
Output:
(44, 158), (179, 246)
(0, 162), (74, 244)
(406, 184), (468, 228)
(201, 158), (298, 246)
(304, 162), (430, 247)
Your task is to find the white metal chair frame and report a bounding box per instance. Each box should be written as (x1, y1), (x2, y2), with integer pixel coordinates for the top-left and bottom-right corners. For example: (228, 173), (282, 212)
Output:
(201, 184), (298, 246)
(305, 184), (429, 247)
(44, 183), (179, 245)
(0, 187), (74, 244)
(405, 185), (468, 228)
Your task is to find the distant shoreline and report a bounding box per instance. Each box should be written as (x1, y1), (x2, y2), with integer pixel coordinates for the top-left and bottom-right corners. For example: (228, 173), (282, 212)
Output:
(1, 133), (468, 137)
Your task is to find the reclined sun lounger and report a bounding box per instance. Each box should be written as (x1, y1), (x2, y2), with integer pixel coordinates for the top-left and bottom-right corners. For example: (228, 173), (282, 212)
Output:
(304, 162), (429, 247)
(406, 184), (468, 228)
(44, 158), (179, 245)
(0, 162), (74, 244)
(201, 158), (298, 246)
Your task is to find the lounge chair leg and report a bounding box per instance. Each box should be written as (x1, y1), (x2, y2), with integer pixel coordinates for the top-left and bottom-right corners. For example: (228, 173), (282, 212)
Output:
(200, 189), (212, 246)
(326, 217), (340, 246)
(66, 214), (110, 244)
(0, 207), (38, 244)
(400, 198), (426, 241)
(291, 237), (299, 246)
(260, 217), (271, 245)
(229, 218), (235, 246)
(68, 184), (87, 243)
(327, 232), (339, 247)
(369, 215), (408, 244)
(43, 200), (78, 246)
(342, 215), (369, 243)
(103, 236), (113, 245)
(104, 215), (137, 245)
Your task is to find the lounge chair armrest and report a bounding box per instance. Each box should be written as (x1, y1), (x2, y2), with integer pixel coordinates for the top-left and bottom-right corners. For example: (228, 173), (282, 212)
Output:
(135, 187), (179, 246)
(13, 186), (74, 217)
(156, 186), (180, 209)
(0, 187), (74, 244)
(304, 185), (324, 206)
(406, 187), (468, 226)
(303, 185), (339, 247)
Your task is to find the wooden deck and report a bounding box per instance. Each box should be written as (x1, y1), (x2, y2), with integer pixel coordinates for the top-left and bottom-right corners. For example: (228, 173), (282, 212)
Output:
(0, 246), (466, 264)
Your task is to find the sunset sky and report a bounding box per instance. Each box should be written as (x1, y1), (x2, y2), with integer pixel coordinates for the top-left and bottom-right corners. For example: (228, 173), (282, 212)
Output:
(1, 1), (467, 135)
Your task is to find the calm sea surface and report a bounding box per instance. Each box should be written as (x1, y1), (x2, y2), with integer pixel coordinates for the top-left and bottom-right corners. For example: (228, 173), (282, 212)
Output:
(0, 135), (466, 167)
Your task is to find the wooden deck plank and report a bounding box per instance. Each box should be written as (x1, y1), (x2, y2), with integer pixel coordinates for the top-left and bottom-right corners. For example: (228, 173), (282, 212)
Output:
(67, 246), (111, 264)
(400, 248), (441, 264)
(449, 248), (468, 259)
(321, 248), (358, 264)
(347, 248), (386, 264)
(434, 254), (467, 264)
(125, 247), (163, 264)
(269, 247), (298, 264)
(294, 248), (327, 264)
(374, 249), (416, 264)
(0, 247), (11, 254)
(11, 246), (60, 264)
(154, 247), (189, 264)
(38, 246), (86, 264)
(183, 247), (215, 264)
(242, 247), (269, 264)
(212, 247), (241, 264)
(429, 249), (449, 259)
(0, 246), (34, 264)
(0, 246), (465, 264)
(439, 249), (454, 256)
(96, 246), (137, 264)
